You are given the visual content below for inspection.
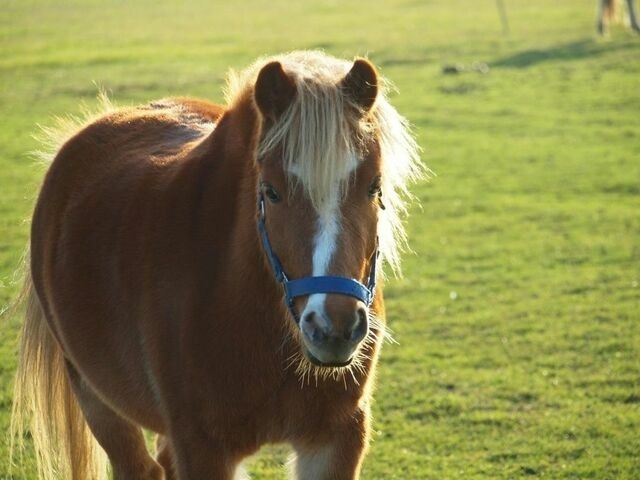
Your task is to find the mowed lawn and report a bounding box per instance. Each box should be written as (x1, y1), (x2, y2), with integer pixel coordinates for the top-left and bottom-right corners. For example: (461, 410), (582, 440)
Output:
(1, 0), (638, 478)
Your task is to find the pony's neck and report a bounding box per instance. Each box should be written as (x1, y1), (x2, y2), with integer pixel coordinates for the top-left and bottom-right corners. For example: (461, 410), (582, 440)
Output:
(198, 92), (290, 332)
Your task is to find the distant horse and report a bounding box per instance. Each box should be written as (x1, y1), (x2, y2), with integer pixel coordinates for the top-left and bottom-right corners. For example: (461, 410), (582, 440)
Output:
(597, 0), (640, 35)
(11, 51), (422, 479)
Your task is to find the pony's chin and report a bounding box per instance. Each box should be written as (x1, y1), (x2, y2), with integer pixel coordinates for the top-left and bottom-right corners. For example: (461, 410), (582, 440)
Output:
(304, 349), (353, 368)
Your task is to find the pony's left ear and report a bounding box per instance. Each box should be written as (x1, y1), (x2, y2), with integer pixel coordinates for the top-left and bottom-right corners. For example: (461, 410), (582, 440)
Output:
(254, 61), (297, 121)
(339, 58), (379, 112)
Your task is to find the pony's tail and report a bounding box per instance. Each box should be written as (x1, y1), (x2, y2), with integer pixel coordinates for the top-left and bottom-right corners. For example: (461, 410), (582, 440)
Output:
(10, 262), (107, 480)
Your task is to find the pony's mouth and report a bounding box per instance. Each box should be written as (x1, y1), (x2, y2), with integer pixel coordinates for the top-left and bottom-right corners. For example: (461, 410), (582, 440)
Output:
(304, 349), (353, 368)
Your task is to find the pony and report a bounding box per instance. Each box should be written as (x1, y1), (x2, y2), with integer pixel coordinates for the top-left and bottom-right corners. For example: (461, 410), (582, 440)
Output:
(10, 51), (422, 480)
(597, 0), (640, 35)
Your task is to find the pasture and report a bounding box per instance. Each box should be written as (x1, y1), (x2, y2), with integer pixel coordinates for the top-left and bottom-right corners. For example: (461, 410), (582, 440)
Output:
(0, 0), (638, 478)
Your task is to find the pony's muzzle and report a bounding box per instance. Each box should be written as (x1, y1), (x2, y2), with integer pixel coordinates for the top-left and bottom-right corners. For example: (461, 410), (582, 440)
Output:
(300, 302), (368, 366)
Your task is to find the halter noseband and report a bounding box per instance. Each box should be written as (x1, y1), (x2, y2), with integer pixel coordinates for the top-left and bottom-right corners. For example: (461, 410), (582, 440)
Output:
(257, 192), (378, 323)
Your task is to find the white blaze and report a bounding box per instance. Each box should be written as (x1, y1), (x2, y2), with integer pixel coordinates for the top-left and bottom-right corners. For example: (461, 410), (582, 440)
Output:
(293, 154), (358, 325)
(303, 195), (341, 324)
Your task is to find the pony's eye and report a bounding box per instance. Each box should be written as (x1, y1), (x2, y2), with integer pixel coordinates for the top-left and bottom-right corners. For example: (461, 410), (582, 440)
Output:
(368, 176), (385, 209)
(368, 177), (381, 197)
(261, 182), (282, 203)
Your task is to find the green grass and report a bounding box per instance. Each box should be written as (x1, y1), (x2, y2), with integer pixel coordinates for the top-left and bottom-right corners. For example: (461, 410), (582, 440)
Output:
(1, 0), (639, 478)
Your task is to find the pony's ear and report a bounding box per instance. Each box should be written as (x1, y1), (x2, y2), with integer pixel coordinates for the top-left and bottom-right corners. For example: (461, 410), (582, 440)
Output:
(340, 58), (378, 112)
(254, 61), (297, 121)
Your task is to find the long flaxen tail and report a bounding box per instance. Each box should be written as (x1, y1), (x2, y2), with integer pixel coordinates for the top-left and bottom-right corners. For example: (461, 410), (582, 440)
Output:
(10, 263), (107, 480)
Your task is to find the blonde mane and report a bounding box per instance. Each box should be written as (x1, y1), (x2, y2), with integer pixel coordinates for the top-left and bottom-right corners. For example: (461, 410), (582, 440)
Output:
(225, 51), (425, 275)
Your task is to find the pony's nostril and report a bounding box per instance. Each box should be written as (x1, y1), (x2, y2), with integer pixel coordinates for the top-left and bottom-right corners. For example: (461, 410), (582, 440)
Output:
(301, 312), (328, 344)
(349, 308), (369, 343)
(357, 306), (367, 325)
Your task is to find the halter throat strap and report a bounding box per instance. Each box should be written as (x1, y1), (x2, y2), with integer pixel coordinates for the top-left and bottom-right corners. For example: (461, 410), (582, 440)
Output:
(257, 192), (378, 322)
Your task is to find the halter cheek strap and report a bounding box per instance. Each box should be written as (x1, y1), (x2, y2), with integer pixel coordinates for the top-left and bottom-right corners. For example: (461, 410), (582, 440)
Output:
(257, 192), (378, 322)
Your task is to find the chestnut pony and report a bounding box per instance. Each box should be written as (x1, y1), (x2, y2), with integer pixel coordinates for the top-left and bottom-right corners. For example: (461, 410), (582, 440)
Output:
(11, 51), (421, 480)
(597, 0), (640, 35)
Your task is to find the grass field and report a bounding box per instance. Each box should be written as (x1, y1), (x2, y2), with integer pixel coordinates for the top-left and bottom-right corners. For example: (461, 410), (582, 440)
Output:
(1, 0), (639, 478)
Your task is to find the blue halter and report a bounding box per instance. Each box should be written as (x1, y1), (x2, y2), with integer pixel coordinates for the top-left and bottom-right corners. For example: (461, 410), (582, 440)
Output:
(257, 192), (378, 323)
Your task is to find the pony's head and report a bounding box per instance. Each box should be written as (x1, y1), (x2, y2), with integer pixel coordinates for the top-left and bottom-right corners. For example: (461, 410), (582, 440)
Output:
(227, 52), (422, 369)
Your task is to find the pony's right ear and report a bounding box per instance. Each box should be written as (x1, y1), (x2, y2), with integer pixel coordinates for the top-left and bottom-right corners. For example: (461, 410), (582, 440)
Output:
(254, 61), (297, 121)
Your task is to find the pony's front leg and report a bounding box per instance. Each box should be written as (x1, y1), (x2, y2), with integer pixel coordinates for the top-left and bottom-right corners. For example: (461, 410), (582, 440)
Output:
(627, 0), (640, 32)
(290, 409), (370, 480)
(168, 429), (247, 480)
(596, 0), (607, 35)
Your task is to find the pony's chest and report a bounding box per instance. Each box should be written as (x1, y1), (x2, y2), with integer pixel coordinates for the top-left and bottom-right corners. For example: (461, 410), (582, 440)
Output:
(252, 376), (366, 443)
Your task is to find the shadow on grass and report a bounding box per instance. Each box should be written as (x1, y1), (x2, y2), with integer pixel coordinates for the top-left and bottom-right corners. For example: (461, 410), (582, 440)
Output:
(491, 38), (636, 68)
